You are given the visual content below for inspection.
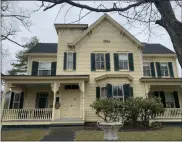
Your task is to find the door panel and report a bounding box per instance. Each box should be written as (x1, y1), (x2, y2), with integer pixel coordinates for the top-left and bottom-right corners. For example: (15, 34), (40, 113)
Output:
(60, 90), (80, 118)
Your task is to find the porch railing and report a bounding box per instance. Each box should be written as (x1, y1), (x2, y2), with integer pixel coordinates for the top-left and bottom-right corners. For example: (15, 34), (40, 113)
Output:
(156, 108), (182, 119)
(2, 108), (52, 121)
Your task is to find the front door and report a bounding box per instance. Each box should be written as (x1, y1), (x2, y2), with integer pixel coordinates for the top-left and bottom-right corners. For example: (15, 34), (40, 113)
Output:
(61, 90), (80, 118)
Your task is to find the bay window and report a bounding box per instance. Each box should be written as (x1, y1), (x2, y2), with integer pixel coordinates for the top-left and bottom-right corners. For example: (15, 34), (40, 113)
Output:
(112, 86), (123, 99)
(100, 87), (107, 99)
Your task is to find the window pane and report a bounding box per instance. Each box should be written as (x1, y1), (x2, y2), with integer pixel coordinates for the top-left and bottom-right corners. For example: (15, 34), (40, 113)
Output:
(113, 86), (118, 96)
(123, 61), (128, 69)
(67, 61), (73, 69)
(13, 103), (19, 109)
(119, 54), (127, 60)
(101, 62), (105, 70)
(118, 86), (123, 96)
(67, 53), (73, 61)
(100, 54), (104, 61)
(143, 62), (151, 76)
(39, 62), (51, 70)
(39, 70), (51, 75)
(101, 87), (107, 99)
(4, 92), (11, 109)
(14, 94), (20, 101)
(95, 54), (100, 61)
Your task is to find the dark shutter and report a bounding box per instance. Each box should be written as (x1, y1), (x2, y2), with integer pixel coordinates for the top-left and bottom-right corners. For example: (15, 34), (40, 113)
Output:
(64, 52), (67, 70)
(154, 91), (159, 97)
(130, 87), (133, 97)
(160, 91), (166, 108)
(114, 53), (119, 71)
(128, 53), (134, 71)
(105, 53), (110, 71)
(173, 91), (180, 108)
(123, 84), (131, 100)
(19, 92), (24, 109)
(156, 62), (161, 77)
(51, 62), (57, 76)
(31, 61), (39, 75)
(9, 92), (14, 109)
(91, 53), (95, 71)
(107, 84), (112, 98)
(150, 62), (156, 77)
(73, 52), (76, 71)
(168, 62), (174, 78)
(96, 87), (100, 99)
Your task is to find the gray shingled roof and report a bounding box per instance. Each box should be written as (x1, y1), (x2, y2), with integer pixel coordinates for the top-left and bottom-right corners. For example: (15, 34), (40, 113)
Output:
(27, 43), (175, 54)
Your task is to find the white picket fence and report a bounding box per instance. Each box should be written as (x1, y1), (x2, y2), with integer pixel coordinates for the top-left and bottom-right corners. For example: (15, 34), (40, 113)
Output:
(2, 108), (52, 120)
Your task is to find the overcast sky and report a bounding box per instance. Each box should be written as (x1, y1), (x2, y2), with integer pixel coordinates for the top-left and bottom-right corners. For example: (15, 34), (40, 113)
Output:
(2, 1), (182, 76)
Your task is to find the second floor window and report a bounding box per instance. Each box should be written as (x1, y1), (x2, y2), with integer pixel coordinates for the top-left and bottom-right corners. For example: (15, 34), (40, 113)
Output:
(160, 62), (169, 77)
(67, 53), (73, 70)
(38, 62), (51, 76)
(118, 53), (129, 70)
(143, 62), (151, 76)
(95, 53), (105, 70)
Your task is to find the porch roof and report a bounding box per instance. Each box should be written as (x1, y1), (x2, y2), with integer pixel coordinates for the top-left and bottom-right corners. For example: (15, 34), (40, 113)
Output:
(1, 75), (90, 83)
(140, 77), (182, 86)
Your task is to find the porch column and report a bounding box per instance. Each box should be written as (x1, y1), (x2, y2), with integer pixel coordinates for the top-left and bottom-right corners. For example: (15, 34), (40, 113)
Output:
(144, 84), (150, 98)
(1, 83), (11, 121)
(51, 82), (60, 121)
(79, 82), (85, 121)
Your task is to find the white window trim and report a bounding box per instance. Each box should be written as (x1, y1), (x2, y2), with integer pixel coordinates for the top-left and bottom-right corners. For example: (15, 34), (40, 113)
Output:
(12, 93), (21, 109)
(160, 62), (170, 78)
(66, 52), (74, 71)
(38, 61), (52, 76)
(143, 62), (152, 77)
(118, 53), (129, 71)
(95, 53), (106, 71)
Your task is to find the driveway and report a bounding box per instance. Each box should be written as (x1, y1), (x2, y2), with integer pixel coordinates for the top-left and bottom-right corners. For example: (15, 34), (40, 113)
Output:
(41, 126), (83, 141)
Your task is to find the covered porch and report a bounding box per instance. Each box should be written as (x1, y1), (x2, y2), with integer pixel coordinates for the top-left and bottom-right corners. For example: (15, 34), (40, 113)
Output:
(1, 75), (89, 125)
(140, 77), (182, 122)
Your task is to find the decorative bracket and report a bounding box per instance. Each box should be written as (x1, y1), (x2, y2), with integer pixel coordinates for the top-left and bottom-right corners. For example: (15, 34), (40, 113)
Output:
(51, 82), (60, 94)
(79, 82), (85, 93)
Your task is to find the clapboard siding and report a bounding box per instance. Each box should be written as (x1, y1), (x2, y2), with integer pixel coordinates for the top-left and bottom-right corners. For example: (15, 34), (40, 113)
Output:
(56, 20), (145, 121)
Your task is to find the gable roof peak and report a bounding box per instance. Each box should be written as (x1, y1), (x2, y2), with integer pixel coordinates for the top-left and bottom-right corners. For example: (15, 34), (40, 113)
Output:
(68, 13), (142, 47)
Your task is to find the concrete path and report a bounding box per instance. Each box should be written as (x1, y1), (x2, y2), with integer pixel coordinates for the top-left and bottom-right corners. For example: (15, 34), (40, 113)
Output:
(41, 126), (83, 141)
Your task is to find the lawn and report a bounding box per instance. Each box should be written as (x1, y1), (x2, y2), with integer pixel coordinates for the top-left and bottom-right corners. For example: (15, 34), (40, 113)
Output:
(1, 129), (50, 141)
(75, 127), (182, 141)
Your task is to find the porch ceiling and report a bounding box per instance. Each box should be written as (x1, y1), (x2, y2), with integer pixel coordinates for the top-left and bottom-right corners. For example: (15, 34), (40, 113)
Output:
(2, 75), (90, 84)
(140, 77), (182, 86)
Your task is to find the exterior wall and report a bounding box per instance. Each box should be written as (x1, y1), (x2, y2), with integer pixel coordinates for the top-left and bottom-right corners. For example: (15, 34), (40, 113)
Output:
(23, 86), (53, 109)
(143, 56), (179, 77)
(56, 20), (145, 121)
(27, 56), (57, 75)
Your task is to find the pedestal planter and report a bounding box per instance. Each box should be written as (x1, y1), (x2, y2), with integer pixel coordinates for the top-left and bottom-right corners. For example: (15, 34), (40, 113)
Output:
(97, 121), (123, 140)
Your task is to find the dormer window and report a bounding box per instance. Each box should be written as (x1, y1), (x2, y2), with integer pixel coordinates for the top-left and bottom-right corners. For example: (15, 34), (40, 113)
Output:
(38, 62), (51, 76)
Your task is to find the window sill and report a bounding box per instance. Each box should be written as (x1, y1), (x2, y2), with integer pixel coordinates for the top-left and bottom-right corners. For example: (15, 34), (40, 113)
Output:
(64, 70), (75, 72)
(143, 76), (152, 78)
(95, 70), (107, 72)
(119, 70), (129, 72)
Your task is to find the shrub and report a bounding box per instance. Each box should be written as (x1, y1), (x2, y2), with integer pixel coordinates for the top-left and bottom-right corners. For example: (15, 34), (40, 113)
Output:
(123, 97), (143, 128)
(139, 97), (164, 128)
(90, 98), (123, 122)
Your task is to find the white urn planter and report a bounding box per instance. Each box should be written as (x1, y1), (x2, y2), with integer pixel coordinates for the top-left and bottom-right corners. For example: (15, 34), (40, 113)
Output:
(97, 121), (123, 140)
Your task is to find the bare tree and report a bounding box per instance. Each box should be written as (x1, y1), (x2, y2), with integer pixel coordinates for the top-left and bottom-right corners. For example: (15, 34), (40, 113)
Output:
(1, 1), (32, 47)
(38, 0), (182, 68)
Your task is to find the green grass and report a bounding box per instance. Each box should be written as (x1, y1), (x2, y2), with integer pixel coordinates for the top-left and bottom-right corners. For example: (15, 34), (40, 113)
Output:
(75, 127), (182, 141)
(2, 129), (50, 141)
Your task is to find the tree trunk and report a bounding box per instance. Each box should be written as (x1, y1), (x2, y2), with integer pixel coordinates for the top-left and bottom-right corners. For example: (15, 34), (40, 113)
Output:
(154, 0), (182, 68)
